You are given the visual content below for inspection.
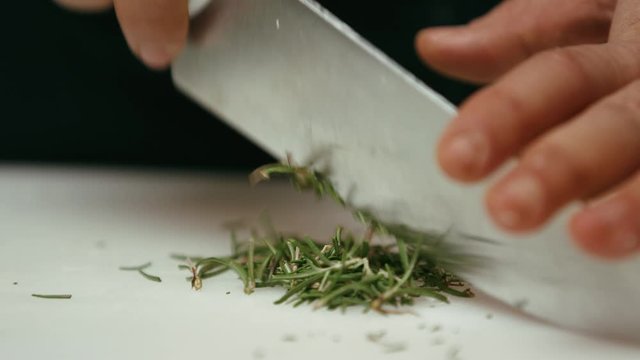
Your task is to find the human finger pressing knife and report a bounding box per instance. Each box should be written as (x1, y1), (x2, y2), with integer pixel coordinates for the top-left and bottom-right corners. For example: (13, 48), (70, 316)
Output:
(418, 0), (640, 259)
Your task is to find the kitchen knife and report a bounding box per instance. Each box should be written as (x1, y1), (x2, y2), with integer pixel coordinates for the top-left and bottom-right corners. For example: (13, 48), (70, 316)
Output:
(174, 0), (640, 341)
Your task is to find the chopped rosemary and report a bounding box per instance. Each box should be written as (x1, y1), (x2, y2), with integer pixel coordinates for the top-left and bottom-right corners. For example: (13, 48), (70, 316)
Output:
(447, 345), (463, 360)
(366, 330), (387, 342)
(118, 262), (152, 271)
(282, 334), (297, 342)
(176, 160), (475, 313)
(119, 262), (161, 283)
(514, 298), (529, 310)
(32, 294), (72, 299)
(252, 348), (266, 359)
(381, 342), (408, 354)
(138, 269), (162, 283)
(366, 331), (407, 353)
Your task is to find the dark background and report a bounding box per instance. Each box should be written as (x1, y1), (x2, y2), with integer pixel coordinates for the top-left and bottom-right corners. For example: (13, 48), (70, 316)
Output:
(0, 0), (499, 171)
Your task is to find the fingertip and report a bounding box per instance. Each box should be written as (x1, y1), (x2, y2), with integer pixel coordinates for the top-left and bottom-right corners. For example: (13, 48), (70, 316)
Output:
(416, 25), (502, 84)
(114, 0), (189, 70)
(486, 172), (547, 232)
(570, 209), (617, 259)
(414, 29), (431, 65)
(138, 42), (184, 70)
(437, 130), (491, 182)
(415, 27), (456, 60)
(570, 202), (640, 260)
(416, 27), (473, 74)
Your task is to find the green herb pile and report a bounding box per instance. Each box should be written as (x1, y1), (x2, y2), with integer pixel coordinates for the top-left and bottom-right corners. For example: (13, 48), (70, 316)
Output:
(175, 161), (475, 313)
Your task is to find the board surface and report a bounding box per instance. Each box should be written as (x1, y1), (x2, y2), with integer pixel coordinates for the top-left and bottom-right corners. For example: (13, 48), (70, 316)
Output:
(0, 166), (638, 360)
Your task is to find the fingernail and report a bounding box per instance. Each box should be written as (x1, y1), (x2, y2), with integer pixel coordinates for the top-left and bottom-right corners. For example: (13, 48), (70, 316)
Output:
(492, 174), (545, 229)
(139, 44), (173, 70)
(442, 132), (489, 178)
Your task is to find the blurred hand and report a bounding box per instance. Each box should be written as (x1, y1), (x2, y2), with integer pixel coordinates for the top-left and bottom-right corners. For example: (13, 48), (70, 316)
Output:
(417, 0), (640, 259)
(56, 0), (189, 70)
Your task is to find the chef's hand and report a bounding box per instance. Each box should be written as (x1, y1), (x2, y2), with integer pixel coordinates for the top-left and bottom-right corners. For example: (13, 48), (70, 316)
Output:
(417, 0), (640, 259)
(55, 0), (189, 70)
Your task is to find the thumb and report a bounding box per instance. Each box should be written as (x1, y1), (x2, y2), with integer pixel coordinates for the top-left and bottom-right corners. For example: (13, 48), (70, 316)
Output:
(114, 0), (189, 70)
(416, 0), (614, 84)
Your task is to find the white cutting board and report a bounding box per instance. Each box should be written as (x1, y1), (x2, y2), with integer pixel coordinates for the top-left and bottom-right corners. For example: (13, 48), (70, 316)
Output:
(0, 165), (638, 360)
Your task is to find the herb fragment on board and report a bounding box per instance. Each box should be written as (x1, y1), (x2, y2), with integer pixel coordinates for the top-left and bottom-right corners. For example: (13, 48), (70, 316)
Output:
(366, 331), (387, 343)
(366, 331), (407, 353)
(447, 345), (463, 360)
(382, 342), (408, 354)
(252, 348), (266, 359)
(32, 294), (72, 299)
(514, 299), (529, 310)
(282, 334), (297, 342)
(138, 269), (162, 283)
(119, 262), (152, 271)
(120, 262), (161, 283)
(176, 160), (477, 313)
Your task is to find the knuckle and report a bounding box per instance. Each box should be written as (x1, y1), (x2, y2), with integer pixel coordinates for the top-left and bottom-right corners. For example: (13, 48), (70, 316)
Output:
(601, 83), (640, 132)
(540, 44), (640, 90)
(541, 47), (594, 82)
(601, 99), (640, 121)
(559, 0), (614, 44)
(523, 140), (590, 195)
(618, 80), (640, 113)
(484, 85), (528, 117)
(576, 0), (616, 21)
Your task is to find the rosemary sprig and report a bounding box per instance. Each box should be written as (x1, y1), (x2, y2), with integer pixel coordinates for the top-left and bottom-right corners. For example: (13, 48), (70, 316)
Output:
(175, 160), (475, 313)
(32, 294), (72, 299)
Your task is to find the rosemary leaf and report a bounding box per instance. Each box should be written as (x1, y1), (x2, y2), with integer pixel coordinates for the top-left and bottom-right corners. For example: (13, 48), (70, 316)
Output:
(32, 294), (72, 299)
(119, 262), (152, 271)
(138, 269), (162, 283)
(274, 273), (325, 305)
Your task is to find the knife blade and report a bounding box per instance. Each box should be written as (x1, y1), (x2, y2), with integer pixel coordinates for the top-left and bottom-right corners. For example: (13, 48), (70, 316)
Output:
(174, 0), (640, 341)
